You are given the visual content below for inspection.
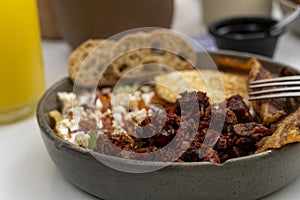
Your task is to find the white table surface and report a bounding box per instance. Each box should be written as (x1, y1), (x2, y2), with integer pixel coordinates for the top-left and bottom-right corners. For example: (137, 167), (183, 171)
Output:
(1, 0), (300, 199)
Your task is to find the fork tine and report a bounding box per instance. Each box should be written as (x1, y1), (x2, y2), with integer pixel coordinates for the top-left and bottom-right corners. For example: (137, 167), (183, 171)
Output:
(249, 86), (300, 95)
(250, 75), (300, 85)
(248, 92), (300, 101)
(249, 81), (300, 89)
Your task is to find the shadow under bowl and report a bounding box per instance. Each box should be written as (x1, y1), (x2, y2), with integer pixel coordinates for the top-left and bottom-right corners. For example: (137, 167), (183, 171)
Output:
(37, 51), (300, 200)
(209, 17), (285, 57)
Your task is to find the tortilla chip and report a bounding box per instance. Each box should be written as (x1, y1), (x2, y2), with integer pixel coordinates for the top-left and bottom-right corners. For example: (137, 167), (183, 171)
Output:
(256, 107), (300, 153)
(49, 110), (64, 138)
(155, 69), (248, 103)
(215, 57), (256, 73)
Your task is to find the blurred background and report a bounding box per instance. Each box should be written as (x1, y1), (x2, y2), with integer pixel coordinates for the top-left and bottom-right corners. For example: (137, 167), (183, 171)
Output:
(1, 1), (300, 200)
(38, 0), (299, 42)
(37, 0), (300, 55)
(38, 0), (300, 86)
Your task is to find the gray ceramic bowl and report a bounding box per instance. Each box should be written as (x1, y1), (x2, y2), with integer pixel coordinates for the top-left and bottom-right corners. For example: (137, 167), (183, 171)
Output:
(279, 0), (300, 36)
(37, 50), (300, 200)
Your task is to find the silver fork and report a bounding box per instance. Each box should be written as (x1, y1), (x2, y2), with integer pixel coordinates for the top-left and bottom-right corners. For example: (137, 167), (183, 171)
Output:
(248, 76), (300, 101)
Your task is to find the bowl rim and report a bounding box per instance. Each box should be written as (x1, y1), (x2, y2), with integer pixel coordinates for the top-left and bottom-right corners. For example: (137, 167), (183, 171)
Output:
(37, 49), (297, 168)
(208, 16), (284, 40)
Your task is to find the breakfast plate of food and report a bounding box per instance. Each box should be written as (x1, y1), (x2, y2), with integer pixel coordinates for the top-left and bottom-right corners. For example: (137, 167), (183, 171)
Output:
(37, 29), (300, 200)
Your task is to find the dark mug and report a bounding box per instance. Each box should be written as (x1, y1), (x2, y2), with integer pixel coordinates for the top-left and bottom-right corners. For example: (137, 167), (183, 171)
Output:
(52, 0), (174, 48)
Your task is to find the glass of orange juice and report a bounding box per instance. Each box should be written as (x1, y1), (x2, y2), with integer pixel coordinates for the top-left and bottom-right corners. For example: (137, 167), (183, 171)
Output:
(0, 0), (45, 124)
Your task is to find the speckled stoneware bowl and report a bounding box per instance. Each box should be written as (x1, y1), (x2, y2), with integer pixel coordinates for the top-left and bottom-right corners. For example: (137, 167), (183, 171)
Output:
(37, 51), (300, 200)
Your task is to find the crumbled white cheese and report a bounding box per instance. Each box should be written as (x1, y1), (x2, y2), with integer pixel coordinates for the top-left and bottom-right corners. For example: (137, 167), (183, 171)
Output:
(78, 93), (93, 105)
(128, 96), (138, 111)
(53, 85), (156, 149)
(112, 106), (127, 127)
(113, 105), (127, 114)
(67, 133), (76, 143)
(102, 109), (112, 118)
(140, 86), (151, 93)
(97, 119), (103, 129)
(74, 132), (90, 148)
(111, 125), (127, 136)
(101, 87), (111, 94)
(57, 92), (76, 108)
(112, 93), (131, 108)
(57, 117), (79, 135)
(93, 110), (104, 121)
(133, 90), (142, 100)
(112, 93), (139, 111)
(141, 92), (154, 106)
(57, 120), (70, 137)
(113, 112), (124, 127)
(124, 112), (132, 122)
(95, 98), (103, 109)
(68, 118), (80, 132)
(71, 106), (86, 119)
(130, 108), (147, 124)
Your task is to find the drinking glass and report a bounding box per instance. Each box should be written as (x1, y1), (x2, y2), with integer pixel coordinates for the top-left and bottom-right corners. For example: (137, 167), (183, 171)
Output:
(0, 0), (45, 124)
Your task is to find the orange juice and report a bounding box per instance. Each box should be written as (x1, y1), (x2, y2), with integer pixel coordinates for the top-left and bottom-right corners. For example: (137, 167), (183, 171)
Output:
(0, 0), (45, 123)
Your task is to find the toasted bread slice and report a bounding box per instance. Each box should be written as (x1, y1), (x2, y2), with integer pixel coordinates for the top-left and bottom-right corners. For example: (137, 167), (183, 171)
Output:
(68, 29), (197, 87)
